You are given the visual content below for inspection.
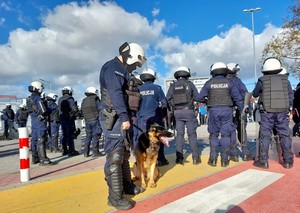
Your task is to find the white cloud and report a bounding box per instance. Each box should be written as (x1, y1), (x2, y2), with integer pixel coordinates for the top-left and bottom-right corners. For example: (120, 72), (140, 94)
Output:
(0, 0), (282, 103)
(0, 17), (5, 25)
(152, 8), (160, 17)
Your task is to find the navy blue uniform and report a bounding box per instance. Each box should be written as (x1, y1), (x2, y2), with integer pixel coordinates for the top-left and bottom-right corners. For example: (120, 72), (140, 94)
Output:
(136, 80), (168, 164)
(166, 78), (201, 163)
(81, 94), (103, 157)
(15, 108), (29, 128)
(2, 106), (16, 139)
(47, 100), (60, 152)
(99, 56), (140, 208)
(58, 94), (79, 156)
(27, 92), (54, 165)
(252, 77), (294, 165)
(199, 75), (243, 163)
(229, 76), (251, 159)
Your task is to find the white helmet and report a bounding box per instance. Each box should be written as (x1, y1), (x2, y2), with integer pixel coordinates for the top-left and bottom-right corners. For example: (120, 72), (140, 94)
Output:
(6, 103), (11, 108)
(227, 63), (241, 74)
(85, 86), (98, 95)
(262, 57), (282, 74)
(19, 103), (25, 108)
(30, 81), (44, 93)
(174, 66), (191, 79)
(62, 86), (73, 95)
(140, 68), (157, 82)
(127, 43), (146, 67)
(279, 67), (289, 75)
(210, 62), (229, 76)
(47, 93), (58, 101)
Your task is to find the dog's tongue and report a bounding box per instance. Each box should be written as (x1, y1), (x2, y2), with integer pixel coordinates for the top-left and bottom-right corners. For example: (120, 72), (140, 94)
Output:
(159, 136), (170, 147)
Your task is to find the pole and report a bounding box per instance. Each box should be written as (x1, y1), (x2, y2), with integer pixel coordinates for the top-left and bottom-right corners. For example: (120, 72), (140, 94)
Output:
(243, 8), (261, 84)
(251, 12), (257, 82)
(18, 127), (30, 182)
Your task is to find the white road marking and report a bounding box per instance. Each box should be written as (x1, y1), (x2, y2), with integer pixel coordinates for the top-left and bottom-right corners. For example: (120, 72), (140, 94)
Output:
(151, 169), (284, 213)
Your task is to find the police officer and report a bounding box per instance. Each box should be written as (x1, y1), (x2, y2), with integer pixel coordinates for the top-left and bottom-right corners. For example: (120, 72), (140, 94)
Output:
(198, 62), (243, 167)
(15, 104), (29, 128)
(81, 86), (104, 158)
(166, 66), (201, 165)
(58, 86), (80, 157)
(136, 68), (169, 166)
(252, 57), (294, 169)
(46, 93), (60, 153)
(3, 103), (17, 140)
(27, 81), (55, 165)
(99, 42), (146, 210)
(227, 63), (252, 162)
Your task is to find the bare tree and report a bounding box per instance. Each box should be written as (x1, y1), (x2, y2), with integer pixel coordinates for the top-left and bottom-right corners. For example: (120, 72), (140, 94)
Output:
(262, 0), (300, 79)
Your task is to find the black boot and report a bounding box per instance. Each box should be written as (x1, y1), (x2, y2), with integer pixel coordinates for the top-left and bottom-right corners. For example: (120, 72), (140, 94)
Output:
(122, 151), (141, 195)
(208, 157), (217, 167)
(192, 155), (201, 165)
(31, 151), (40, 164)
(175, 151), (184, 165)
(221, 158), (229, 167)
(83, 146), (90, 157)
(107, 163), (134, 210)
(52, 136), (61, 153)
(38, 138), (56, 166)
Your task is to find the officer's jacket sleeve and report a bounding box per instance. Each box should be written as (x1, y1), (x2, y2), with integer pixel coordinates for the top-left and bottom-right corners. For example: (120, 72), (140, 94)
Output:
(229, 82), (243, 112)
(104, 66), (129, 122)
(157, 85), (168, 109)
(198, 81), (210, 103)
(96, 98), (102, 112)
(252, 80), (263, 98)
(189, 82), (201, 102)
(166, 85), (173, 106)
(237, 78), (248, 97)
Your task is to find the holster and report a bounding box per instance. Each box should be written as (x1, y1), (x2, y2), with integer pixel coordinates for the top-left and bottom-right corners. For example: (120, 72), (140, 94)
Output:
(102, 109), (117, 130)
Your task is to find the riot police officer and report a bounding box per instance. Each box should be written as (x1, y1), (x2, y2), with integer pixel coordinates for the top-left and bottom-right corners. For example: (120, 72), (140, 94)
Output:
(227, 63), (252, 162)
(136, 68), (169, 166)
(252, 57), (294, 169)
(46, 93), (60, 153)
(3, 103), (16, 140)
(166, 66), (201, 165)
(198, 62), (243, 167)
(58, 86), (80, 157)
(27, 81), (55, 166)
(99, 42), (146, 210)
(15, 104), (29, 128)
(81, 86), (104, 158)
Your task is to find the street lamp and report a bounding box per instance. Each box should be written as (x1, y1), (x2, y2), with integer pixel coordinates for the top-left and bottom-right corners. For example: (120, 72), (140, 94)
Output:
(243, 7), (261, 83)
(39, 78), (52, 92)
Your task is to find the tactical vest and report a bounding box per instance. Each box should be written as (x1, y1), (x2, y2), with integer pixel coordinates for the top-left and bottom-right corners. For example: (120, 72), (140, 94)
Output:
(171, 80), (192, 107)
(18, 109), (28, 121)
(81, 95), (99, 121)
(26, 95), (38, 114)
(207, 78), (233, 107)
(258, 75), (289, 113)
(58, 95), (75, 119)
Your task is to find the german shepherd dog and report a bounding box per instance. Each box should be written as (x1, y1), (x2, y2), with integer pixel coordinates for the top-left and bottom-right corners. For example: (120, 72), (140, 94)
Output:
(132, 123), (174, 189)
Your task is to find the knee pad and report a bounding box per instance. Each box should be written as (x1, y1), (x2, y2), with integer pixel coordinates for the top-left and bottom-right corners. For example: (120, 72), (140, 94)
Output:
(107, 147), (125, 165)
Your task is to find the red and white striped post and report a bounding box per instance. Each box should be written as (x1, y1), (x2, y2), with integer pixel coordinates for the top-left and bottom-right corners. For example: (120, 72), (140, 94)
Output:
(18, 127), (30, 182)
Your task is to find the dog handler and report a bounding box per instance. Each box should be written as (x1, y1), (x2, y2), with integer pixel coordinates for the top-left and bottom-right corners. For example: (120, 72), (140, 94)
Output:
(99, 42), (146, 210)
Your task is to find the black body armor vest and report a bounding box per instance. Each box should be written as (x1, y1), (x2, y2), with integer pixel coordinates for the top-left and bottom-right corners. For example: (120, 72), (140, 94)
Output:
(207, 78), (233, 107)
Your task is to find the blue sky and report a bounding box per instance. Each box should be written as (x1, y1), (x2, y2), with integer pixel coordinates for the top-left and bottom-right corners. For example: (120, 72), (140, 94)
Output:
(0, 0), (297, 103)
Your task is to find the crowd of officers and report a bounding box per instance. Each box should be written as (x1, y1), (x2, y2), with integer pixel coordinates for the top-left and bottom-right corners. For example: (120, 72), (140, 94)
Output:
(2, 41), (296, 211)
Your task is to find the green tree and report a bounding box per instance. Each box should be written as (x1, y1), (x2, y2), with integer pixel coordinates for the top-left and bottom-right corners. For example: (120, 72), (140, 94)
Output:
(262, 0), (300, 78)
